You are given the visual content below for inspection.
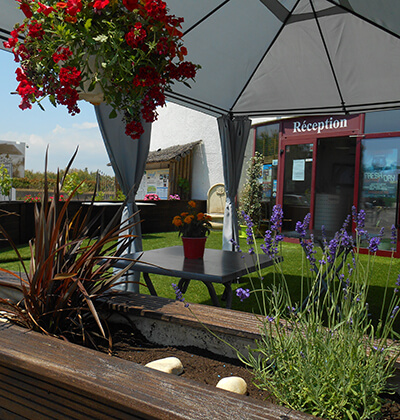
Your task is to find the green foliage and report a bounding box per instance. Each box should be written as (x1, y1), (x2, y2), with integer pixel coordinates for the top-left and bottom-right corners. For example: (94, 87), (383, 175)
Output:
(115, 190), (126, 201)
(95, 191), (105, 201)
(239, 209), (400, 419)
(239, 152), (263, 226)
(0, 165), (12, 196)
(63, 172), (86, 197)
(0, 150), (138, 346)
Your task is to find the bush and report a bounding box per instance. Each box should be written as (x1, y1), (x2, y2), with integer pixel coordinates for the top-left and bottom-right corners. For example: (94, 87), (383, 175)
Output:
(233, 207), (400, 419)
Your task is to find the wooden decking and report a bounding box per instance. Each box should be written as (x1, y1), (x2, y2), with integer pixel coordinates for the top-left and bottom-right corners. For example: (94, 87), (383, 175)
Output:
(0, 321), (316, 420)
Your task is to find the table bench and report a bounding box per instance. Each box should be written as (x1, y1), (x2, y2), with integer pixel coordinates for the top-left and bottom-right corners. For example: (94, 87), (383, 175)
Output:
(110, 246), (281, 308)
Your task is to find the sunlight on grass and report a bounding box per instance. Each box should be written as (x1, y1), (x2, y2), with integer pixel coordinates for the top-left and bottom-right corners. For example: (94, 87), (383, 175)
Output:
(1, 230), (400, 330)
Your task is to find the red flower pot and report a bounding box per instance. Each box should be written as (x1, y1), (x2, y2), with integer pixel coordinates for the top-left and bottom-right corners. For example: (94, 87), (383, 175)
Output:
(181, 237), (207, 259)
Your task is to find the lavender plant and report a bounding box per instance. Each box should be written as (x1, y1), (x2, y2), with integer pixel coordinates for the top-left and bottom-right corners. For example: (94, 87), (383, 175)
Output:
(234, 205), (400, 420)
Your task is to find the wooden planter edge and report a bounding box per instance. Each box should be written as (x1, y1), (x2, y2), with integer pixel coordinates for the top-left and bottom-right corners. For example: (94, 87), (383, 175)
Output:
(0, 321), (316, 420)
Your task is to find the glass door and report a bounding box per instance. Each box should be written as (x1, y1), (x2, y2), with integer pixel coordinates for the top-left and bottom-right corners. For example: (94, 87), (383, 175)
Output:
(314, 137), (356, 233)
(282, 143), (313, 231)
(359, 137), (400, 251)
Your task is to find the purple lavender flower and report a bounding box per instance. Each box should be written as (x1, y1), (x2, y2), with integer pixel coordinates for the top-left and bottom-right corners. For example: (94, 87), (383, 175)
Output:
(241, 211), (255, 246)
(391, 225), (397, 245)
(353, 207), (366, 234)
(230, 238), (242, 252)
(270, 205), (283, 232)
(236, 287), (250, 302)
(172, 283), (189, 307)
(368, 236), (381, 253)
(328, 236), (339, 264)
(395, 274), (400, 294)
(391, 305), (399, 319)
(342, 214), (351, 231)
(295, 213), (311, 238)
(303, 234), (317, 271)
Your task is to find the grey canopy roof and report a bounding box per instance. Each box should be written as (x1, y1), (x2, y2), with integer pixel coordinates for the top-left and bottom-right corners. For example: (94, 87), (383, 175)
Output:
(164, 0), (400, 118)
(2, 0), (400, 118)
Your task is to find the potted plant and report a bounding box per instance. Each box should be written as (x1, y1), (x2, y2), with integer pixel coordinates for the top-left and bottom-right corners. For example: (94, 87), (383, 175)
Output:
(4, 0), (199, 139)
(172, 200), (212, 259)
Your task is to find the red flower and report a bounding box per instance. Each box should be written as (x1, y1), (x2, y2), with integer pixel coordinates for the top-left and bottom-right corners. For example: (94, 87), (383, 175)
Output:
(18, 0), (33, 18)
(66, 0), (82, 16)
(93, 0), (109, 9)
(37, 2), (55, 16)
(125, 119), (144, 139)
(59, 66), (81, 87)
(28, 21), (45, 40)
(52, 46), (73, 63)
(15, 68), (42, 110)
(144, 0), (167, 21)
(125, 23), (147, 48)
(122, 0), (139, 11)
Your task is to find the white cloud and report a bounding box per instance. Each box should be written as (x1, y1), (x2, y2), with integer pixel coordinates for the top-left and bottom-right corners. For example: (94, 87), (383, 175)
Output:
(72, 122), (99, 130)
(52, 125), (66, 134)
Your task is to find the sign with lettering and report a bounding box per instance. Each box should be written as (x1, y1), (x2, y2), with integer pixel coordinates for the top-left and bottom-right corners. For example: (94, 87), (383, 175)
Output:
(282, 115), (361, 138)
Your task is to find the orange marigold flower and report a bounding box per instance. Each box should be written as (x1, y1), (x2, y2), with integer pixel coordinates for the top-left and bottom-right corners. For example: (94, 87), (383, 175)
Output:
(197, 212), (204, 221)
(184, 215), (194, 224)
(172, 216), (182, 227)
(188, 200), (196, 208)
(205, 214), (212, 221)
(181, 212), (189, 217)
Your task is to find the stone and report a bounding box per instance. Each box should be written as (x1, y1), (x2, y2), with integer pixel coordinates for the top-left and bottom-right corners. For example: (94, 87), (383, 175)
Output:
(216, 376), (247, 395)
(145, 357), (183, 375)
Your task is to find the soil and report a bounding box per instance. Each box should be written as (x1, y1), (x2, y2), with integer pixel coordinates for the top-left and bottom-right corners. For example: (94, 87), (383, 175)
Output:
(98, 324), (400, 420)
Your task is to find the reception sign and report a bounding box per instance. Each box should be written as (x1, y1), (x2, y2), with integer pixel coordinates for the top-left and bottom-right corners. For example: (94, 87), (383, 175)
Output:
(282, 114), (361, 138)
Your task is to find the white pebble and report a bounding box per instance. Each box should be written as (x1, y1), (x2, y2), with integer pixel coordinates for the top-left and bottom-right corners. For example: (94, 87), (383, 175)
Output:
(216, 376), (247, 394)
(145, 357), (183, 375)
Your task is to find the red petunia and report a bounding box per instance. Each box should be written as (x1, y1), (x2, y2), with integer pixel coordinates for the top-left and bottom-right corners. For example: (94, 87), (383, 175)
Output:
(125, 119), (144, 139)
(125, 23), (146, 49)
(28, 21), (45, 40)
(18, 1), (33, 18)
(37, 2), (55, 16)
(66, 0), (82, 16)
(52, 46), (73, 63)
(93, 0), (109, 9)
(122, 0), (139, 11)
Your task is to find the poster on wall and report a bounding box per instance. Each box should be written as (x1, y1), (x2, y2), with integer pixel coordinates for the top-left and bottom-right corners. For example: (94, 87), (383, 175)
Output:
(362, 148), (398, 201)
(137, 169), (169, 200)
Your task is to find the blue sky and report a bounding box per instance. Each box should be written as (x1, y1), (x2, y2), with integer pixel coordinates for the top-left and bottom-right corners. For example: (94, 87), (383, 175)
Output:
(0, 51), (114, 175)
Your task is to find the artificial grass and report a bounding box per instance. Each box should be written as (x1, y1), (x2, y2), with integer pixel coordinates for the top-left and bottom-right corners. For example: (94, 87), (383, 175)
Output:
(1, 230), (400, 330)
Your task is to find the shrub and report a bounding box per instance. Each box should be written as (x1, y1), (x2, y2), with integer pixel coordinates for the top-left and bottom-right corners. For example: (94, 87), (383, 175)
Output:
(238, 152), (263, 227)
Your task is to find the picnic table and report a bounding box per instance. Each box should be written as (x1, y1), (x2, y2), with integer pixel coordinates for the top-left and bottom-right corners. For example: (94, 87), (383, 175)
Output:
(110, 246), (280, 308)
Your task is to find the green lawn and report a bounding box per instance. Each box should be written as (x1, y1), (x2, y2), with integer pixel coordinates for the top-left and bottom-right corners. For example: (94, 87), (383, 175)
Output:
(1, 230), (400, 330)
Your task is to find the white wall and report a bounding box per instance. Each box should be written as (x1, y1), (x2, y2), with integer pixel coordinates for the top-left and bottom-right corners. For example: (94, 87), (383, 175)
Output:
(150, 102), (223, 200)
(150, 103), (276, 200)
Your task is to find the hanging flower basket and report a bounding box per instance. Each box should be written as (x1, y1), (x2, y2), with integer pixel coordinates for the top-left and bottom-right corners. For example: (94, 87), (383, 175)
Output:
(4, 0), (200, 139)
